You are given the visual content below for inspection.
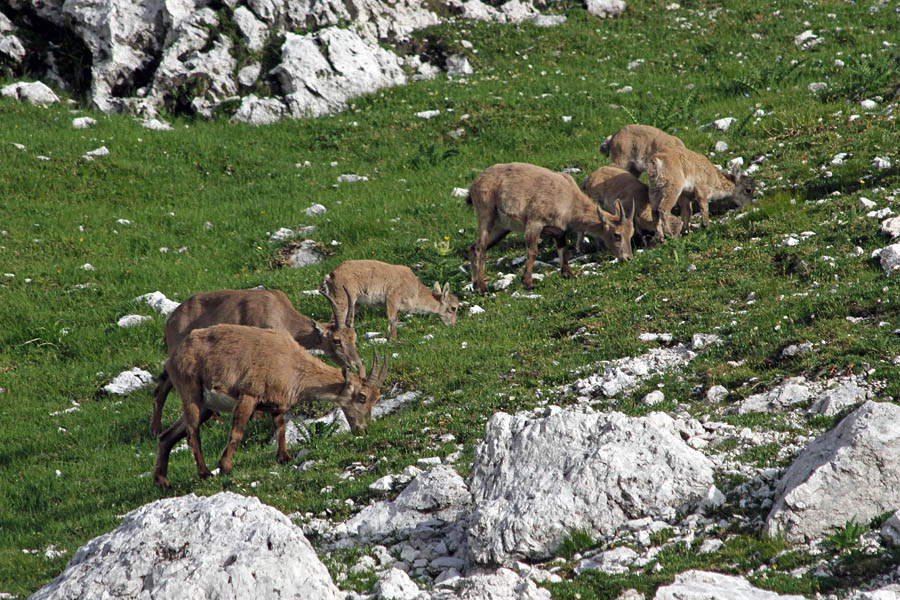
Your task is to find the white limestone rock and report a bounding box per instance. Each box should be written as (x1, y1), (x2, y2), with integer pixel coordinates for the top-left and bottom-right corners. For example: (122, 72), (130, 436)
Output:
(234, 6), (267, 52)
(375, 567), (420, 600)
(575, 546), (639, 575)
(0, 33), (25, 64)
(736, 377), (813, 414)
(30, 492), (341, 600)
(430, 568), (551, 600)
(879, 244), (900, 276)
(467, 408), (714, 565)
(654, 570), (804, 599)
(149, 9), (237, 114)
(881, 512), (900, 547)
(1, 80), (60, 105)
(562, 345), (696, 399)
(338, 465), (471, 542)
(231, 94), (287, 125)
(880, 216), (900, 239)
(135, 291), (180, 316)
(101, 367), (154, 395)
(585, 0), (626, 18)
(808, 376), (871, 416)
(765, 401), (900, 543)
(446, 54), (473, 77)
(282, 239), (323, 267)
(273, 27), (406, 118)
(237, 63), (262, 88)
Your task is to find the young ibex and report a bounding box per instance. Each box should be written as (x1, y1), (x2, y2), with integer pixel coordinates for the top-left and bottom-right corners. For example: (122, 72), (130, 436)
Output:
(153, 324), (388, 489)
(600, 124), (686, 177)
(150, 289), (362, 436)
(466, 162), (634, 294)
(647, 146), (757, 239)
(577, 166), (684, 251)
(320, 260), (459, 340)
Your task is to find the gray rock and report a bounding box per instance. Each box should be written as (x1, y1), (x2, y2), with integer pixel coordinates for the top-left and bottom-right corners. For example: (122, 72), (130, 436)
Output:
(283, 239), (323, 267)
(0, 33), (26, 63)
(1, 80), (60, 105)
(736, 377), (812, 414)
(375, 567), (420, 600)
(446, 54), (473, 77)
(467, 408), (714, 565)
(563, 345), (696, 399)
(765, 401), (900, 543)
(238, 63), (262, 88)
(585, 0), (626, 18)
(808, 376), (871, 416)
(879, 243), (900, 276)
(642, 390), (665, 406)
(338, 465), (471, 542)
(881, 217), (900, 239)
(575, 546), (638, 575)
(30, 492), (341, 600)
(102, 367), (154, 395)
(231, 94), (287, 125)
(691, 333), (721, 350)
(654, 570), (804, 599)
(149, 10), (237, 113)
(780, 341), (813, 358)
(430, 568), (551, 600)
(881, 512), (900, 547)
(72, 116), (97, 129)
(706, 385), (728, 403)
(234, 6), (267, 52)
(848, 585), (900, 600)
(273, 27), (406, 118)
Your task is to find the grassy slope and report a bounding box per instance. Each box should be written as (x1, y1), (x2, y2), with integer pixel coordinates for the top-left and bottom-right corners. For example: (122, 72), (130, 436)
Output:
(1, 0), (899, 596)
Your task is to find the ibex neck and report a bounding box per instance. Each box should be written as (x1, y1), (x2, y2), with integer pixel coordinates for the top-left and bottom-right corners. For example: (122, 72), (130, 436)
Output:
(570, 200), (605, 232)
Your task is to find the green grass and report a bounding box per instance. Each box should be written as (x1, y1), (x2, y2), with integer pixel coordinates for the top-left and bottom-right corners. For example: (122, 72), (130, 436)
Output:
(2, 0), (900, 597)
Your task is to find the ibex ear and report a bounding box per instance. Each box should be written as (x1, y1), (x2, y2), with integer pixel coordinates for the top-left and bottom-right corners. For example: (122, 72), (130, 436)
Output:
(312, 320), (325, 337)
(433, 281), (441, 295)
(441, 282), (450, 299)
(731, 162), (743, 179)
(626, 198), (636, 221)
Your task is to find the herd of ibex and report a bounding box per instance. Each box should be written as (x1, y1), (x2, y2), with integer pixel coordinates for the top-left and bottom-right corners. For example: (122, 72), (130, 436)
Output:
(152, 123), (756, 488)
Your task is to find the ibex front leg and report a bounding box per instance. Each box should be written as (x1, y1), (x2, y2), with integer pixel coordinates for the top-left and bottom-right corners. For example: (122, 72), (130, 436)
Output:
(218, 394), (259, 475)
(522, 222), (543, 290)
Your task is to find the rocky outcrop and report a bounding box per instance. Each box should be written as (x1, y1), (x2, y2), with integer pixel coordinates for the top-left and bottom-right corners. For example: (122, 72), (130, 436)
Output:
(466, 407), (715, 565)
(765, 401), (900, 543)
(30, 492), (341, 600)
(0, 0), (608, 121)
(273, 27), (406, 118)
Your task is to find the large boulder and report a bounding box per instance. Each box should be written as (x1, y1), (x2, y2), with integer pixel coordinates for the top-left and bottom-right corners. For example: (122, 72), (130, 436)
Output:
(273, 27), (406, 118)
(30, 492), (341, 600)
(765, 401), (900, 543)
(654, 570), (804, 600)
(466, 407), (715, 565)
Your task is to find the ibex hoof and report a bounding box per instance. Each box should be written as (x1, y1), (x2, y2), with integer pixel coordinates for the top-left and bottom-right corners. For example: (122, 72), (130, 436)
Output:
(154, 475), (171, 489)
(276, 452), (291, 464)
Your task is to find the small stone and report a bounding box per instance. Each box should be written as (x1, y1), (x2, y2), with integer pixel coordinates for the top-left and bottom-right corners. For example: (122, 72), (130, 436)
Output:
(642, 390), (665, 406)
(706, 385), (728, 403)
(714, 141), (728, 153)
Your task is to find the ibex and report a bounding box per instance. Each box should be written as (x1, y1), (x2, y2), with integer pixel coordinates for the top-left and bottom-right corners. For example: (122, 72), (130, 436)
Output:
(466, 162), (634, 294)
(153, 324), (388, 489)
(577, 165), (684, 251)
(647, 146), (757, 239)
(150, 289), (362, 436)
(320, 260), (459, 340)
(600, 124), (686, 177)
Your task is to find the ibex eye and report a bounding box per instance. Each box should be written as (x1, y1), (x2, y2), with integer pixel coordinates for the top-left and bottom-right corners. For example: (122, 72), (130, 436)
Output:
(334, 340), (342, 346)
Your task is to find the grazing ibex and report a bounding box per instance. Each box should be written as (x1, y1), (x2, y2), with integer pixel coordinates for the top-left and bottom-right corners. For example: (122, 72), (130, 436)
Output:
(647, 146), (757, 239)
(600, 124), (686, 177)
(150, 289), (362, 436)
(320, 260), (458, 340)
(466, 162), (634, 294)
(153, 324), (388, 489)
(577, 166), (684, 251)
